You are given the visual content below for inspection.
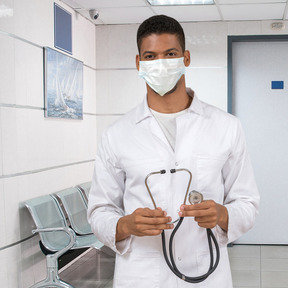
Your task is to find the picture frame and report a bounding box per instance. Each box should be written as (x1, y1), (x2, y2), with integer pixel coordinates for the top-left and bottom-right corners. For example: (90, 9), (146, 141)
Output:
(44, 47), (83, 119)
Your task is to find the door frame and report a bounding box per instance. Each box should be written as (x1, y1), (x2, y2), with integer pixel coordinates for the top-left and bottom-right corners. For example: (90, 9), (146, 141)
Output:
(227, 35), (288, 114)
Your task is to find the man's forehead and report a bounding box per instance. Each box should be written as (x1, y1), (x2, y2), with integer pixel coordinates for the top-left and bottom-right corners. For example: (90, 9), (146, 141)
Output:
(139, 33), (181, 52)
(141, 32), (179, 42)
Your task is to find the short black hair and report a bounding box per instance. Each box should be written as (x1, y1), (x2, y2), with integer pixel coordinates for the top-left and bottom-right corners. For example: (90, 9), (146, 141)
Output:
(137, 15), (185, 54)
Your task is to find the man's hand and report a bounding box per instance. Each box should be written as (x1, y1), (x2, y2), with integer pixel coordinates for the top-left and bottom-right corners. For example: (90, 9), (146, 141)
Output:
(116, 207), (173, 242)
(178, 200), (228, 232)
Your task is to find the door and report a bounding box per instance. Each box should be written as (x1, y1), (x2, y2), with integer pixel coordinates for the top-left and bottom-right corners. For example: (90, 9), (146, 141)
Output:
(230, 38), (288, 244)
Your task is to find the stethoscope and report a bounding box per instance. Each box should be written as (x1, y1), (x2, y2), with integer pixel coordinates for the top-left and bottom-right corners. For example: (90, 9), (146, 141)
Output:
(145, 168), (220, 283)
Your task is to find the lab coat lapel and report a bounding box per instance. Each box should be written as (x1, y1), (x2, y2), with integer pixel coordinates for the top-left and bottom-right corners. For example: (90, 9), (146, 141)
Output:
(134, 96), (174, 154)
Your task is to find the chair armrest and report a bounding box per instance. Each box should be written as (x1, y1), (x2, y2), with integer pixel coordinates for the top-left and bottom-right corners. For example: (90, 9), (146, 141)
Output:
(32, 227), (76, 259)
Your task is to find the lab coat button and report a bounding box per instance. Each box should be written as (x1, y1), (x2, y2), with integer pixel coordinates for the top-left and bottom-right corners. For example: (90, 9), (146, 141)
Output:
(178, 257), (181, 261)
(175, 162), (179, 166)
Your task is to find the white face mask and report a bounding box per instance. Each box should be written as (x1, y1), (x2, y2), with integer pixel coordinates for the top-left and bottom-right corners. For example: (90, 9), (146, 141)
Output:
(138, 57), (185, 96)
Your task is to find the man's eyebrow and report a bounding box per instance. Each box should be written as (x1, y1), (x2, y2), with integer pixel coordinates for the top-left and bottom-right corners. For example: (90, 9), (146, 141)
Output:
(142, 50), (155, 56)
(165, 48), (180, 53)
(142, 48), (180, 56)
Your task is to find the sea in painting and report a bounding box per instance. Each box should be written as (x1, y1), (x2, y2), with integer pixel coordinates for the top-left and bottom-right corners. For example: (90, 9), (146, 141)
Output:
(45, 47), (83, 119)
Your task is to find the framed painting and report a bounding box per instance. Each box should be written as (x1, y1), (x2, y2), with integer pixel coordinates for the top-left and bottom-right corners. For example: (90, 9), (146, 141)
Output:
(44, 47), (83, 119)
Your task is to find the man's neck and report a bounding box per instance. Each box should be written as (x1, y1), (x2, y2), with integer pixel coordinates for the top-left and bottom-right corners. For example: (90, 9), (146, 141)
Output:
(147, 77), (192, 113)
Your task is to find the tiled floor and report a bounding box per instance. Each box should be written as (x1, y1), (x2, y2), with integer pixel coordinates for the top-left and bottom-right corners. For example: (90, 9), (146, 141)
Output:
(60, 245), (288, 288)
(229, 245), (288, 288)
(60, 248), (115, 288)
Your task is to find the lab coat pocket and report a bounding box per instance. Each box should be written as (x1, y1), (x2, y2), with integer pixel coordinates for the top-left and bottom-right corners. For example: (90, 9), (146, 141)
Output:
(113, 252), (161, 288)
(196, 247), (217, 276)
(196, 153), (227, 201)
(196, 246), (232, 288)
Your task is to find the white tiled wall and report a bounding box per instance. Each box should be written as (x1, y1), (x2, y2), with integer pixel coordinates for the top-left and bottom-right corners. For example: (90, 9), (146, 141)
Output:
(13, 0), (54, 47)
(0, 34), (15, 105)
(0, 180), (5, 248)
(186, 67), (228, 110)
(95, 24), (146, 137)
(96, 25), (139, 69)
(14, 40), (43, 107)
(2, 1), (288, 286)
(0, 0), (97, 287)
(83, 67), (97, 114)
(1, 89), (97, 176)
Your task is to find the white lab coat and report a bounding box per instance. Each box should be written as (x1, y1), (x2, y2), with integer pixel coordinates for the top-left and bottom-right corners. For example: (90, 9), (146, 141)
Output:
(88, 90), (259, 288)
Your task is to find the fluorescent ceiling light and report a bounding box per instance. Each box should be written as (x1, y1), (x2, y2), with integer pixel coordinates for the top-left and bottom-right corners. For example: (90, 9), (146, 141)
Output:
(147, 0), (214, 5)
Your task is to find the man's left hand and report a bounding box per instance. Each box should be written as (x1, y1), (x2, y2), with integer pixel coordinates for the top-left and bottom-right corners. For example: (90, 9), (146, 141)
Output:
(178, 200), (228, 231)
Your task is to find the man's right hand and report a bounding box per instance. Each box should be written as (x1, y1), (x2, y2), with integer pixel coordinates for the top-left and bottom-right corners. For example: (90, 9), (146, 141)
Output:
(116, 207), (174, 242)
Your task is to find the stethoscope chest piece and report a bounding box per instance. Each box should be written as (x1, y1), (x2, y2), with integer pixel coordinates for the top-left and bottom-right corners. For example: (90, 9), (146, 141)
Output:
(188, 191), (203, 205)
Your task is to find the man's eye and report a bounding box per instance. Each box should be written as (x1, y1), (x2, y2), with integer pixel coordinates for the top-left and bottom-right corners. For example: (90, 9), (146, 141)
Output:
(144, 55), (154, 60)
(167, 52), (176, 57)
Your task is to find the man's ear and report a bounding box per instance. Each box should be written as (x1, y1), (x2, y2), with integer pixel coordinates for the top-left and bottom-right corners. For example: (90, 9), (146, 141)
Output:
(136, 54), (140, 71)
(184, 50), (190, 67)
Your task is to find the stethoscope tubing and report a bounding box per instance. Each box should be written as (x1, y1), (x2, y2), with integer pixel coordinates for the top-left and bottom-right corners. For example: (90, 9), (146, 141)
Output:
(145, 168), (192, 206)
(145, 168), (220, 283)
(162, 218), (220, 283)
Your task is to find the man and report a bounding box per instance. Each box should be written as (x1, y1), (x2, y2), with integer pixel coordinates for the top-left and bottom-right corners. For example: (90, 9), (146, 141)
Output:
(88, 15), (259, 288)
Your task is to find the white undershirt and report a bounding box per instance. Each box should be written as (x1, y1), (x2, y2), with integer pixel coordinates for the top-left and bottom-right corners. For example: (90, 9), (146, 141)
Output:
(150, 108), (188, 150)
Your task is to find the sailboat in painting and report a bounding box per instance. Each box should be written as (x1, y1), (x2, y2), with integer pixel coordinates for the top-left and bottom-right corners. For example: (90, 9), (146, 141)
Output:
(45, 47), (83, 119)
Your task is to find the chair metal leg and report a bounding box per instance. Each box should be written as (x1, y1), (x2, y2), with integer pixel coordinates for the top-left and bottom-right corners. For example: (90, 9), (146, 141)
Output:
(30, 254), (75, 288)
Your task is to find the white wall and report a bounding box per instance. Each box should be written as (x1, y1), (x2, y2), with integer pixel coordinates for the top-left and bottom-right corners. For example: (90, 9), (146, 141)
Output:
(96, 20), (288, 138)
(0, 0), (97, 287)
(95, 24), (145, 139)
(1, 1), (288, 286)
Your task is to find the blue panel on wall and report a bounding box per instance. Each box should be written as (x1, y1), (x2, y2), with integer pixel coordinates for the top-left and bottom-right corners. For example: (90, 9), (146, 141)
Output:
(54, 3), (72, 54)
(271, 81), (284, 89)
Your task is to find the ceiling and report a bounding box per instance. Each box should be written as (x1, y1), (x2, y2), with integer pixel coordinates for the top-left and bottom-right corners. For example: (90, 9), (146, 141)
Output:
(60, 0), (288, 25)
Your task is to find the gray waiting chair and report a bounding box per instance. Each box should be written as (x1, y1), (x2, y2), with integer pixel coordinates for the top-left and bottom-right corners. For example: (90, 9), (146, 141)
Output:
(76, 182), (91, 203)
(53, 187), (92, 235)
(25, 194), (104, 288)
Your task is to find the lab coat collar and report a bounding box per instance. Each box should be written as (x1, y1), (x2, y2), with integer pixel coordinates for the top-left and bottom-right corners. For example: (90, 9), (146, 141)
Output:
(134, 88), (204, 124)
(186, 88), (204, 116)
(134, 95), (152, 124)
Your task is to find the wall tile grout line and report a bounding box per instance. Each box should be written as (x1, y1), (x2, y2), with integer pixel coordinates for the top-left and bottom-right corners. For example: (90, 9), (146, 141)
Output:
(95, 66), (224, 71)
(0, 104), (44, 110)
(0, 159), (95, 179)
(0, 234), (37, 252)
(0, 103), (98, 117)
(95, 113), (124, 116)
(260, 245), (262, 288)
(0, 30), (43, 49)
(95, 68), (137, 71)
(0, 31), (96, 71)
(259, 245), (262, 287)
